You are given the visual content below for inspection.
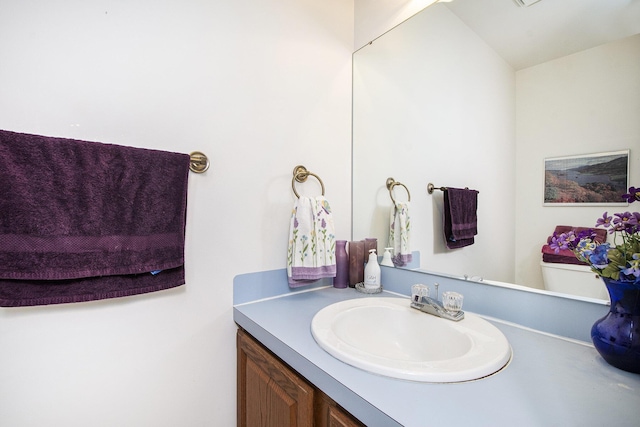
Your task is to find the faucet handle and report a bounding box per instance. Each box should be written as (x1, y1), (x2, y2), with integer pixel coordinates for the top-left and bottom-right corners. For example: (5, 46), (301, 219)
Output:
(411, 284), (429, 303)
(442, 291), (464, 314)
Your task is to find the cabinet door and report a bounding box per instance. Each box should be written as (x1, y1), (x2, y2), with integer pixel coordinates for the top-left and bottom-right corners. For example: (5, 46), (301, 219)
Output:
(315, 390), (366, 427)
(237, 329), (314, 427)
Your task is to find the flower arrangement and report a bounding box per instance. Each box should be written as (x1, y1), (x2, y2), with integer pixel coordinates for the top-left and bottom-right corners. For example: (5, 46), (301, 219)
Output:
(549, 186), (640, 284)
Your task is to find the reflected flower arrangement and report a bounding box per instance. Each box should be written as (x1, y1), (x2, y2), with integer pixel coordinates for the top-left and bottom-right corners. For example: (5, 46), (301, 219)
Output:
(550, 187), (640, 284)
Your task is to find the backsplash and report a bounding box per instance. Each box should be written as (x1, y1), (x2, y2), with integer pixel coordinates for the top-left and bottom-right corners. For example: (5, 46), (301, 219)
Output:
(234, 255), (608, 342)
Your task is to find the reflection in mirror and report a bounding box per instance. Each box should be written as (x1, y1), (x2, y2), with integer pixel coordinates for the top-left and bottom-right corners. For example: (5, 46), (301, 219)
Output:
(352, 0), (640, 300)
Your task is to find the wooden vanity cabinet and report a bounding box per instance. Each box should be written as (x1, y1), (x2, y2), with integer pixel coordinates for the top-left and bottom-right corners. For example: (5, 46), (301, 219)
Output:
(237, 329), (364, 427)
(314, 389), (365, 427)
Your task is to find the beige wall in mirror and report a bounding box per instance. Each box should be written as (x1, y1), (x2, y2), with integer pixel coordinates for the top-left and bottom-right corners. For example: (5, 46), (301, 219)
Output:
(352, 0), (640, 296)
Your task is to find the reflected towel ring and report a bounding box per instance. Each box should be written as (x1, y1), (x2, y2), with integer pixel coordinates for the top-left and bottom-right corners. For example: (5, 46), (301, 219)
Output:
(292, 165), (325, 198)
(386, 177), (411, 203)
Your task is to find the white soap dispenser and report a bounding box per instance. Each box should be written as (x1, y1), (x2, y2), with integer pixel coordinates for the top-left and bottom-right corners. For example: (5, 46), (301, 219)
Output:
(364, 249), (381, 290)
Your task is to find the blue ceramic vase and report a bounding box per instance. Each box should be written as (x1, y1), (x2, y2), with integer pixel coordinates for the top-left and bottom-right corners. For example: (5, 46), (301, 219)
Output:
(591, 278), (640, 373)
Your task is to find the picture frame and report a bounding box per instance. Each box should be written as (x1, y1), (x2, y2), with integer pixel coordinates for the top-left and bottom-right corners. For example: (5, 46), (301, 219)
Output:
(543, 150), (629, 206)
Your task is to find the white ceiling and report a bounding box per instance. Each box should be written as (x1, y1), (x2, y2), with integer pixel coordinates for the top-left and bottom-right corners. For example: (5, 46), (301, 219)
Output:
(445, 0), (640, 70)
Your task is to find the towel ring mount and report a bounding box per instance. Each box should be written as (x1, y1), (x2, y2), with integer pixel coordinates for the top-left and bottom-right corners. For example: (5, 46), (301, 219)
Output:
(386, 177), (411, 203)
(292, 165), (325, 198)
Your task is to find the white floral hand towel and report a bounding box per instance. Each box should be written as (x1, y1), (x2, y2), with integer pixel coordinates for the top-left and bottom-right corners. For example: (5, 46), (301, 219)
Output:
(287, 196), (336, 287)
(389, 201), (412, 267)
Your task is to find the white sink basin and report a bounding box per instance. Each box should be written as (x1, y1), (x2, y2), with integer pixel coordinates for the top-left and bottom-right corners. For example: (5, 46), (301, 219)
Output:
(311, 297), (511, 383)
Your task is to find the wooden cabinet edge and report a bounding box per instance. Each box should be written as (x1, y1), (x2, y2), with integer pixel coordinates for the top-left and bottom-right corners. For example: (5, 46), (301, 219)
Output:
(315, 389), (366, 427)
(237, 328), (364, 427)
(237, 328), (314, 426)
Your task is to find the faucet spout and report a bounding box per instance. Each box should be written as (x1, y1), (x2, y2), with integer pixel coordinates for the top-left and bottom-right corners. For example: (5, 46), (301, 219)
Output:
(410, 283), (464, 321)
(411, 297), (464, 321)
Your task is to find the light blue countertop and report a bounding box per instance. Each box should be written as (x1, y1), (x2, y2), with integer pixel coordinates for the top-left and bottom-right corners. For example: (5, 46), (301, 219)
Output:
(233, 271), (640, 427)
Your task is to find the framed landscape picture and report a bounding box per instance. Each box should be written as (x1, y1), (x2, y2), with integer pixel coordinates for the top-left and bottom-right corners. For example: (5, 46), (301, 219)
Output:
(543, 150), (629, 206)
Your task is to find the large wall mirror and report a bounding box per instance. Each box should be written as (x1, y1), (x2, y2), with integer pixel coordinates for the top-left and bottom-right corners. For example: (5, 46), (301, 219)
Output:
(352, 0), (640, 298)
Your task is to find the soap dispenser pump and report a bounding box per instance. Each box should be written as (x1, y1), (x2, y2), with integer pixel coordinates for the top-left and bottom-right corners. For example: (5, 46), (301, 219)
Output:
(364, 249), (381, 290)
(381, 247), (394, 267)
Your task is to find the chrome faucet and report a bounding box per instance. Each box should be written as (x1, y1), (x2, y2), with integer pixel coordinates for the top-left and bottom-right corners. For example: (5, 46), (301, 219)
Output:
(410, 283), (464, 321)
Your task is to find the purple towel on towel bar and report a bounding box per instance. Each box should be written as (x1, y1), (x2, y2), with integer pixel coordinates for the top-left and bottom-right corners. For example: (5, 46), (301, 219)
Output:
(0, 130), (190, 307)
(443, 187), (478, 249)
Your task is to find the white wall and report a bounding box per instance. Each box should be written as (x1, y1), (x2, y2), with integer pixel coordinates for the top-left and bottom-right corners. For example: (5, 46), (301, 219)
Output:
(0, 1), (353, 426)
(515, 34), (640, 289)
(354, 0), (438, 50)
(352, 4), (516, 282)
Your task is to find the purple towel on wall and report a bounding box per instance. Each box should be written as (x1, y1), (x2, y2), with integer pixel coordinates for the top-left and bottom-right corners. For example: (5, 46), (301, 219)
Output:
(443, 187), (478, 249)
(0, 130), (190, 307)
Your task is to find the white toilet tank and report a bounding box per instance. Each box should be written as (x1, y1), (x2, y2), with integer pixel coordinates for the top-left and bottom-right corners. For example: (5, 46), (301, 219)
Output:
(540, 261), (608, 300)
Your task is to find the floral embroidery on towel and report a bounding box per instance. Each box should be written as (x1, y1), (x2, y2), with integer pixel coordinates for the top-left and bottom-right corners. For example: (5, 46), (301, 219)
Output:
(287, 196), (336, 287)
(390, 201), (412, 267)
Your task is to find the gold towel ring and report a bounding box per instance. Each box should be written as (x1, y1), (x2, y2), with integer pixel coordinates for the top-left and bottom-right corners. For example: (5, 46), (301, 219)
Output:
(386, 177), (411, 203)
(292, 165), (325, 198)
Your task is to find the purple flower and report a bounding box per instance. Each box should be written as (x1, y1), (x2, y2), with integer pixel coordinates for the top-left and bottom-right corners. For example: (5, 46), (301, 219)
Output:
(622, 186), (640, 204)
(569, 229), (592, 248)
(549, 233), (569, 253)
(612, 212), (638, 232)
(595, 212), (612, 228)
(321, 218), (326, 229)
(578, 186), (640, 281)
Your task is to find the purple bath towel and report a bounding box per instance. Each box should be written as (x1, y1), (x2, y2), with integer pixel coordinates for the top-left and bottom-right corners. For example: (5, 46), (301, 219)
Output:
(443, 187), (478, 249)
(0, 130), (190, 307)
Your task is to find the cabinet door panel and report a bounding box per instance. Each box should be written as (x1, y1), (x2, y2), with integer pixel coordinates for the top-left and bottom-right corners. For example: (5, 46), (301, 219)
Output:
(315, 389), (365, 427)
(237, 329), (314, 427)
